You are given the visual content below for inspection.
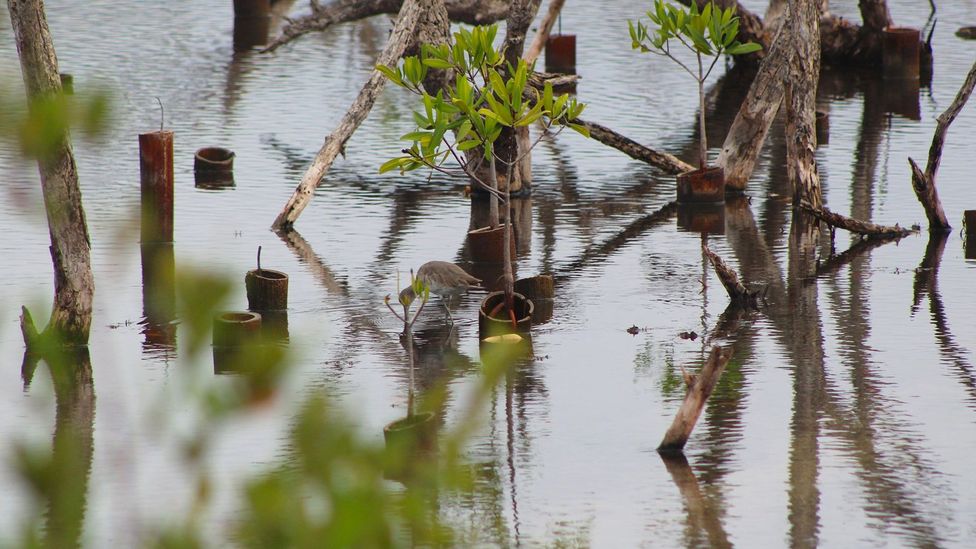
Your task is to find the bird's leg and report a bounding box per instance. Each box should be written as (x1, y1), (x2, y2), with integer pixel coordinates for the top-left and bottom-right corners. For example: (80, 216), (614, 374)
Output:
(442, 295), (454, 324)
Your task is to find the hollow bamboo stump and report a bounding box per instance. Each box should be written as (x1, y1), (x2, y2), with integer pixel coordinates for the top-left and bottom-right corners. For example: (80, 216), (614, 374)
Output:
(139, 130), (174, 243)
(677, 166), (725, 204)
(245, 269), (289, 311)
(479, 291), (533, 338)
(514, 275), (554, 301)
(194, 147), (235, 187)
(883, 27), (921, 81)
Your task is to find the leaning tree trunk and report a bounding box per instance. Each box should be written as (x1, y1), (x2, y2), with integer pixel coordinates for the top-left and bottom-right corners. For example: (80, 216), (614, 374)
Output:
(8, 0), (94, 346)
(785, 0), (823, 208)
(271, 0), (449, 231)
(717, 17), (792, 191)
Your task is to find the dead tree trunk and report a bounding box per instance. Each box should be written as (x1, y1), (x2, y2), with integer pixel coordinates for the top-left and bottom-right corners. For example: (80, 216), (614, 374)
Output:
(8, 0), (94, 346)
(908, 59), (976, 232)
(271, 0), (449, 231)
(785, 0), (822, 208)
(717, 17), (791, 191)
(658, 346), (734, 453)
(702, 241), (762, 307)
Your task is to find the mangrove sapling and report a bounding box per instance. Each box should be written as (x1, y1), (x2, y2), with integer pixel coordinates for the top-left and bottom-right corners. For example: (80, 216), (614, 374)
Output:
(628, 1), (761, 171)
(378, 24), (587, 321)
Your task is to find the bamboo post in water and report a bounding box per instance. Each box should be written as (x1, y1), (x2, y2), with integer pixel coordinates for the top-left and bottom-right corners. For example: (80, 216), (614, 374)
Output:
(658, 346), (733, 453)
(139, 129), (174, 244)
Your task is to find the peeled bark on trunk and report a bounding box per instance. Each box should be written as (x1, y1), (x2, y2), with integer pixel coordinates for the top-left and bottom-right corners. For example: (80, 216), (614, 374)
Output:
(9, 0), (94, 346)
(908, 59), (976, 232)
(271, 0), (449, 231)
(785, 0), (823, 208)
(717, 18), (791, 191)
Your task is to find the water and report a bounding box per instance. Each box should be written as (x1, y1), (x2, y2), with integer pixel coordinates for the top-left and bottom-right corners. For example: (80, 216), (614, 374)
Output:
(2, 0), (976, 546)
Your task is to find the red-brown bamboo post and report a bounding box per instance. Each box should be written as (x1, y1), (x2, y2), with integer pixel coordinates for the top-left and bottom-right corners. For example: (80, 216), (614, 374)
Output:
(658, 346), (733, 453)
(233, 0), (271, 51)
(139, 130), (174, 243)
(883, 27), (921, 81)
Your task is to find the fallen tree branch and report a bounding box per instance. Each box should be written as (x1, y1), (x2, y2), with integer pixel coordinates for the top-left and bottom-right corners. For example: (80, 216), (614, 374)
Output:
(271, 0), (446, 231)
(908, 58), (976, 232)
(658, 346), (734, 453)
(702, 241), (762, 307)
(264, 0), (509, 53)
(798, 200), (914, 238)
(575, 119), (694, 174)
(524, 0), (566, 65)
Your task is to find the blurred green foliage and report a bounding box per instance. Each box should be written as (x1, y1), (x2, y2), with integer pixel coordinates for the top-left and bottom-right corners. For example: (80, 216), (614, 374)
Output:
(0, 83), (112, 160)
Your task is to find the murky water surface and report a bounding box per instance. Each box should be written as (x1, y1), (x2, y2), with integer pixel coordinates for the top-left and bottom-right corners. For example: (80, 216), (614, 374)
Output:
(2, 1), (976, 546)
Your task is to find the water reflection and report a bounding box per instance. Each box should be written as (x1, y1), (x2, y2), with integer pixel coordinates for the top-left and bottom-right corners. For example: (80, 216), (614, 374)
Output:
(659, 452), (732, 549)
(21, 348), (95, 549)
(140, 242), (177, 355)
(913, 234), (976, 409)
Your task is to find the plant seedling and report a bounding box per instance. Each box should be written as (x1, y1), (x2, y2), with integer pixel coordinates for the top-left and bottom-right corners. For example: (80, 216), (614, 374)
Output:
(629, 1), (761, 169)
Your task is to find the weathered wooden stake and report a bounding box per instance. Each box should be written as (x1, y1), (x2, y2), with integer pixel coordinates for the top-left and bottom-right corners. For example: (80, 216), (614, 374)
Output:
(658, 346), (733, 453)
(139, 130), (174, 243)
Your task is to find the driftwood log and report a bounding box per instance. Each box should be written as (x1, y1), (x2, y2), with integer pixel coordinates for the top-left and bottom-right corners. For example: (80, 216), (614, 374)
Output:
(798, 200), (914, 238)
(271, 0), (449, 231)
(658, 346), (734, 453)
(908, 59), (976, 232)
(9, 0), (94, 346)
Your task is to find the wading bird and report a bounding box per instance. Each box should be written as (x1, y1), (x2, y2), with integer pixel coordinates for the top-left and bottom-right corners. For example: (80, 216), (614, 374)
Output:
(400, 261), (481, 322)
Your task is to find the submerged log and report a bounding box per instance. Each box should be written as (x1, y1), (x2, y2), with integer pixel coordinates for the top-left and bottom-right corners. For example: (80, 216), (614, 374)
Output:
(271, 0), (448, 231)
(908, 58), (976, 232)
(658, 346), (734, 453)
